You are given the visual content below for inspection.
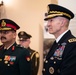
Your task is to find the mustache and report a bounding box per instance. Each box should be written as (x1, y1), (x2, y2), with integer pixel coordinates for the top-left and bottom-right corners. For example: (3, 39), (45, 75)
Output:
(1, 36), (6, 40)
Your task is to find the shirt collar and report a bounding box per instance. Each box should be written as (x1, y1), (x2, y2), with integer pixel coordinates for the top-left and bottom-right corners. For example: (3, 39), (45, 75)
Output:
(4, 42), (15, 50)
(56, 29), (69, 43)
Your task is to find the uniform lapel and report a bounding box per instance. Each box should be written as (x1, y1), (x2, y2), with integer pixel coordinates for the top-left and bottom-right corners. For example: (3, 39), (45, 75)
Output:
(5, 42), (17, 55)
(58, 30), (72, 44)
(46, 41), (58, 59)
(46, 30), (72, 59)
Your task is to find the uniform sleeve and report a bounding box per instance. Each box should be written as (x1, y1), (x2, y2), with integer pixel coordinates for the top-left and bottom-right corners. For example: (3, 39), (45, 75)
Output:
(60, 45), (76, 75)
(31, 52), (40, 75)
(18, 49), (31, 75)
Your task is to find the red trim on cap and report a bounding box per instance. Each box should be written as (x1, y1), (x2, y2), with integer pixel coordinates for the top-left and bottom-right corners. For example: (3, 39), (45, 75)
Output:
(6, 24), (17, 30)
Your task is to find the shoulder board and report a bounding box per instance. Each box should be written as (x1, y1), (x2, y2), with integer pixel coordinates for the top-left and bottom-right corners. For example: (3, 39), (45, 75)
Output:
(35, 52), (39, 58)
(31, 51), (39, 59)
(68, 38), (76, 43)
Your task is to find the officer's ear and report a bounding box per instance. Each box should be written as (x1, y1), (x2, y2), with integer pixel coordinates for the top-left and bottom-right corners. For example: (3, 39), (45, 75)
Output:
(61, 20), (64, 27)
(12, 31), (17, 38)
(59, 17), (66, 27)
(61, 17), (69, 27)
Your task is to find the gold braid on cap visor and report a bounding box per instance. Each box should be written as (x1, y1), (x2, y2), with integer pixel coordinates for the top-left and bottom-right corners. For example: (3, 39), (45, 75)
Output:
(48, 11), (71, 18)
(0, 28), (12, 30)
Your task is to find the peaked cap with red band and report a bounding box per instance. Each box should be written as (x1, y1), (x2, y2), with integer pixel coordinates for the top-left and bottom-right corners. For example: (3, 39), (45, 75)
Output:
(0, 19), (20, 30)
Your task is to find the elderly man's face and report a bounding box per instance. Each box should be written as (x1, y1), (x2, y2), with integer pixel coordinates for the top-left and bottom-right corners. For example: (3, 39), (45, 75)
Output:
(19, 39), (30, 48)
(47, 17), (65, 36)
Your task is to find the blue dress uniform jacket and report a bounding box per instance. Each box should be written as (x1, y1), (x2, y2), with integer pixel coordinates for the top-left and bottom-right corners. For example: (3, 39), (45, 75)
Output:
(28, 47), (40, 75)
(42, 30), (76, 75)
(0, 42), (31, 75)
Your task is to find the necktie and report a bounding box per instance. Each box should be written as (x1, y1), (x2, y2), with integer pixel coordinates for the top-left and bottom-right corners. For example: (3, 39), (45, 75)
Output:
(46, 40), (58, 59)
(51, 40), (57, 49)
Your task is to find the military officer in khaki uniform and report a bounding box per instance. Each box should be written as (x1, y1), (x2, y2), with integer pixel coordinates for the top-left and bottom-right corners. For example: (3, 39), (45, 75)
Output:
(0, 19), (31, 75)
(42, 4), (76, 75)
(18, 31), (40, 75)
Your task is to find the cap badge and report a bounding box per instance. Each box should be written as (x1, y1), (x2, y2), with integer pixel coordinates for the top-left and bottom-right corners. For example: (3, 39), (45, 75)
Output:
(1, 20), (6, 27)
(20, 32), (24, 35)
(20, 38), (23, 40)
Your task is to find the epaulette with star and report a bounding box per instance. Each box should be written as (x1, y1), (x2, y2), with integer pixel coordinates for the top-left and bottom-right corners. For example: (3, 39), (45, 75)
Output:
(68, 38), (76, 43)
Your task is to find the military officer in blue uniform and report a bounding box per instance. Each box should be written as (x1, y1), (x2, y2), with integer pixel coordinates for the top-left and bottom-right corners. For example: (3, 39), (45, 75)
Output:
(0, 19), (31, 75)
(42, 4), (76, 75)
(18, 31), (40, 75)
